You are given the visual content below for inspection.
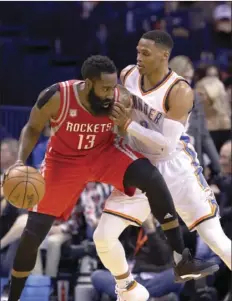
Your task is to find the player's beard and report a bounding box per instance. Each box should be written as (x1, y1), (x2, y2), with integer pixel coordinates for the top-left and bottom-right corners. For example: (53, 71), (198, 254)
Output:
(88, 88), (114, 116)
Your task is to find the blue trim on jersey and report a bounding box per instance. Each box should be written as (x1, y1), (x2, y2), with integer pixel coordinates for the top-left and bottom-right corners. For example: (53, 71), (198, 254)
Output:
(182, 141), (208, 190)
(198, 170), (209, 189)
(180, 135), (190, 144)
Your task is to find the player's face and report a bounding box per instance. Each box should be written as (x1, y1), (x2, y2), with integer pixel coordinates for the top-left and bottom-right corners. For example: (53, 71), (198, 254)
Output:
(87, 72), (118, 116)
(136, 38), (169, 75)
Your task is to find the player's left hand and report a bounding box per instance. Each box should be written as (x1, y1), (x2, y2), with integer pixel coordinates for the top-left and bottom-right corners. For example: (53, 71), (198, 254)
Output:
(110, 103), (131, 128)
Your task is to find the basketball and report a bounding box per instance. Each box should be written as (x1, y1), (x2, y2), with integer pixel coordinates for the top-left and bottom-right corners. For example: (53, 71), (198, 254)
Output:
(2, 166), (45, 209)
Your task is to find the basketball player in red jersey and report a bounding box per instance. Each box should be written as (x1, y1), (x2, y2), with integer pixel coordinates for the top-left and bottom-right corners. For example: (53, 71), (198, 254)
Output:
(6, 56), (215, 301)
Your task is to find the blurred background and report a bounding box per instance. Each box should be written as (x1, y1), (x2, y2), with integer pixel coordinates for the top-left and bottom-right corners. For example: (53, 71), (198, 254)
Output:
(0, 1), (231, 301)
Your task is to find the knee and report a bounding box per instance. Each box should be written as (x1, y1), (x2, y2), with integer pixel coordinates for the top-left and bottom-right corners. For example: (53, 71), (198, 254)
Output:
(145, 165), (164, 184)
(47, 234), (63, 248)
(93, 227), (117, 252)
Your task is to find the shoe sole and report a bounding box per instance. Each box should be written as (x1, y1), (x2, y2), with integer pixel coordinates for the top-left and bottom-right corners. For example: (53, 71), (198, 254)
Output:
(175, 264), (219, 283)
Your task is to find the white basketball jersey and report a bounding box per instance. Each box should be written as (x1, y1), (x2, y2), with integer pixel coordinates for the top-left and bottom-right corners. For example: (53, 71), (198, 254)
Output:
(124, 66), (191, 162)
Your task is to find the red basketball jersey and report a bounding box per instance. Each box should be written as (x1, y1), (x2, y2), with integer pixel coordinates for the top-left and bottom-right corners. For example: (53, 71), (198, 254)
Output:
(47, 80), (118, 159)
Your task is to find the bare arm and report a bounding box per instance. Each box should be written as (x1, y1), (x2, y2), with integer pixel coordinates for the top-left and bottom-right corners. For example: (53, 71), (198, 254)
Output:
(165, 81), (194, 123)
(17, 85), (60, 163)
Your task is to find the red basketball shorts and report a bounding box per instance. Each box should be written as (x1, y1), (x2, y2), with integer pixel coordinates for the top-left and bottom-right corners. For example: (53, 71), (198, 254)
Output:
(31, 138), (143, 220)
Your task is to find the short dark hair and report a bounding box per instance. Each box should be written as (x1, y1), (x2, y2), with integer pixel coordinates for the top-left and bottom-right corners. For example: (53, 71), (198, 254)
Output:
(81, 55), (117, 80)
(142, 30), (174, 50)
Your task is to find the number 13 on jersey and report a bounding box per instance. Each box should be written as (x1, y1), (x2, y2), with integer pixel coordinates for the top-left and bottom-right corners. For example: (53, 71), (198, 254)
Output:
(77, 134), (96, 149)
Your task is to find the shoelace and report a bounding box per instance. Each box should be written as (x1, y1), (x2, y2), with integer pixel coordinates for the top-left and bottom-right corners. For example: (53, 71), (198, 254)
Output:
(115, 285), (127, 301)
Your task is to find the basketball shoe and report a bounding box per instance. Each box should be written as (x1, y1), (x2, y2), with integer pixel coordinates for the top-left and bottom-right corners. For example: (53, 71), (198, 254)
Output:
(174, 248), (219, 283)
(115, 280), (149, 301)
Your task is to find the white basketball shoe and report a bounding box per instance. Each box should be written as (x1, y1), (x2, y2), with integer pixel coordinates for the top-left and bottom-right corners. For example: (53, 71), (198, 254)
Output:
(115, 280), (149, 301)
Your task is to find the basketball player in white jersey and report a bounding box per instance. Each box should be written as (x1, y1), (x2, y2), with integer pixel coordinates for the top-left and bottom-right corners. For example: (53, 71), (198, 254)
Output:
(93, 30), (231, 300)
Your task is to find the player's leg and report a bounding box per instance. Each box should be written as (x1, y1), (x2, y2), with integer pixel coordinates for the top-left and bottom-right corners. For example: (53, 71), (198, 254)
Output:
(93, 146), (150, 292)
(176, 170), (231, 269)
(8, 211), (55, 301)
(93, 212), (149, 301)
(169, 157), (229, 273)
(7, 162), (86, 301)
(94, 189), (150, 281)
(123, 158), (186, 256)
(95, 139), (185, 258)
(196, 217), (231, 270)
(123, 159), (221, 281)
(168, 156), (226, 279)
(97, 140), (219, 282)
(94, 213), (131, 281)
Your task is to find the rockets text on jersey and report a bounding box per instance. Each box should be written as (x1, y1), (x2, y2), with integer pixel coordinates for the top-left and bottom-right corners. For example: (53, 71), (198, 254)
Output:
(47, 80), (118, 158)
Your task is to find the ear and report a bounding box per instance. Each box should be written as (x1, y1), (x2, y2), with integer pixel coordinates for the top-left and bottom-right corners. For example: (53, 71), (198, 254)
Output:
(85, 78), (93, 92)
(164, 50), (169, 60)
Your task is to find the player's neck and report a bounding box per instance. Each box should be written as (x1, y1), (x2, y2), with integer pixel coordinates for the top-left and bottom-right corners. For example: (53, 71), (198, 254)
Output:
(144, 66), (170, 90)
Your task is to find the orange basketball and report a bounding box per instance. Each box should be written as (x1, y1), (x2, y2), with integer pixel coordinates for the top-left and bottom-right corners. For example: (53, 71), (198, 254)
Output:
(2, 166), (45, 209)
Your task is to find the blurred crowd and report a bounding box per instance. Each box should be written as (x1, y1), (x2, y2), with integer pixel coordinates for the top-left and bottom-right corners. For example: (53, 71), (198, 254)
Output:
(0, 1), (231, 301)
(0, 1), (231, 106)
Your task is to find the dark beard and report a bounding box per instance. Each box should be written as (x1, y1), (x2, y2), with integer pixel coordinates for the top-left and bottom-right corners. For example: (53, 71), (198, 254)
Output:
(88, 88), (114, 116)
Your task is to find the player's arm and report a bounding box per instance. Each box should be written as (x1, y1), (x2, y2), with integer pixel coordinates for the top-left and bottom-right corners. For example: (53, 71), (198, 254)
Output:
(112, 81), (193, 152)
(127, 81), (193, 152)
(17, 84), (60, 164)
(165, 81), (194, 123)
(120, 65), (135, 85)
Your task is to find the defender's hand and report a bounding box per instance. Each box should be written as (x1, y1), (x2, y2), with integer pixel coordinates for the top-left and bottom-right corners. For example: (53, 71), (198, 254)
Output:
(110, 103), (131, 128)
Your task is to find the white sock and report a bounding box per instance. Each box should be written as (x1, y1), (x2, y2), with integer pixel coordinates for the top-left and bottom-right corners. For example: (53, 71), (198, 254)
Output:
(196, 217), (232, 270)
(116, 273), (134, 289)
(173, 251), (183, 264)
